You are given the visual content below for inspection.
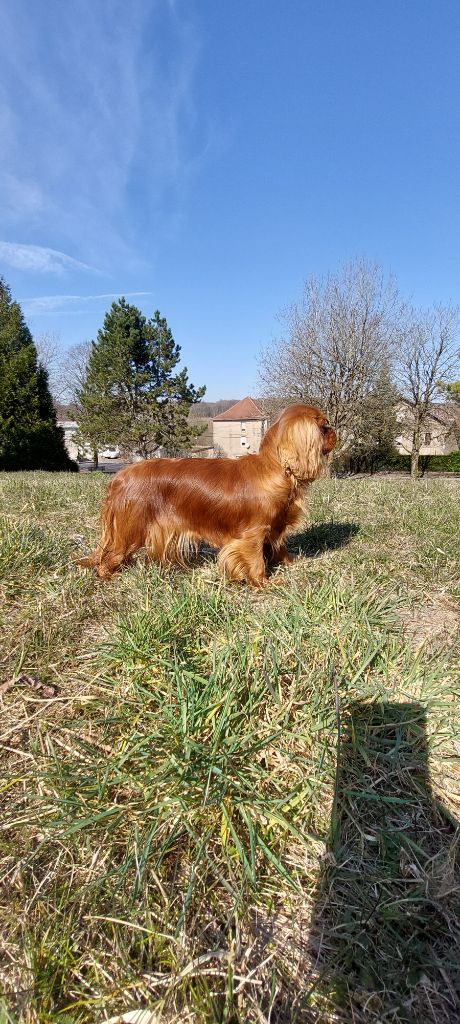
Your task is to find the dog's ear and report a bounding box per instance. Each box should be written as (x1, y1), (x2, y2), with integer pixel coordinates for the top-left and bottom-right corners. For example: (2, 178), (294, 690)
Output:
(278, 415), (324, 482)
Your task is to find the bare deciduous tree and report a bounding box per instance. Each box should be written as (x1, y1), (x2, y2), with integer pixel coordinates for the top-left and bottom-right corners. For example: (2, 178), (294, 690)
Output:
(35, 332), (61, 396)
(55, 340), (92, 405)
(258, 260), (402, 460)
(54, 340), (97, 463)
(395, 305), (460, 477)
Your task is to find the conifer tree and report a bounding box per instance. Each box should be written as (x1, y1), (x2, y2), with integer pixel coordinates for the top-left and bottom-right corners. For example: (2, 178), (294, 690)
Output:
(0, 278), (76, 471)
(348, 366), (399, 471)
(439, 381), (460, 405)
(76, 299), (206, 458)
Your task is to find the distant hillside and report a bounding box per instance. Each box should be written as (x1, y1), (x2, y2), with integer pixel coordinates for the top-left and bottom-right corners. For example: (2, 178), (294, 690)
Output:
(189, 400), (238, 419)
(56, 400), (240, 423)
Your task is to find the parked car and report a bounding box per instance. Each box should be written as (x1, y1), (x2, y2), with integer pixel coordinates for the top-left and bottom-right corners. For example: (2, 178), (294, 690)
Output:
(100, 445), (121, 459)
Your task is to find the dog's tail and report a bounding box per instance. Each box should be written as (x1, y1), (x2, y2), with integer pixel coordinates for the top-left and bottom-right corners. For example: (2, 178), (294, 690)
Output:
(75, 499), (116, 577)
(76, 486), (143, 578)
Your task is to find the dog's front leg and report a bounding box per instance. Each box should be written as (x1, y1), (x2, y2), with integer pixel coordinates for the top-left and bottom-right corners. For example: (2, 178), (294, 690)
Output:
(218, 528), (267, 587)
(265, 541), (294, 568)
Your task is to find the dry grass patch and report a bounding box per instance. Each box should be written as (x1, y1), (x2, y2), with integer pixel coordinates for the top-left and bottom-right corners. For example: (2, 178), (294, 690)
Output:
(0, 472), (459, 1023)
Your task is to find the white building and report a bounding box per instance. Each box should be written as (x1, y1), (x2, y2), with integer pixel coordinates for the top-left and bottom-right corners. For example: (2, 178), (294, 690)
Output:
(58, 420), (80, 460)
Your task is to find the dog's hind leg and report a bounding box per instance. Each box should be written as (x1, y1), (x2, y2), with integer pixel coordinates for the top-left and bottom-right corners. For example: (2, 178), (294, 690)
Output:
(145, 521), (172, 564)
(145, 522), (199, 568)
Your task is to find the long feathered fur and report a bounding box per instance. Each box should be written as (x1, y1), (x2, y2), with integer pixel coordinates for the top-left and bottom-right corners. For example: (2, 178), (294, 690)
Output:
(78, 403), (336, 586)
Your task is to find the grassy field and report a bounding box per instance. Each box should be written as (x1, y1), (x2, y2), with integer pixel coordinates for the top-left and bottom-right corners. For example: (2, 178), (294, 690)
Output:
(0, 471), (459, 1024)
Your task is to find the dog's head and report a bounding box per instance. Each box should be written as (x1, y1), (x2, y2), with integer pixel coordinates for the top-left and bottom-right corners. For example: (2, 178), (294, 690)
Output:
(261, 404), (337, 482)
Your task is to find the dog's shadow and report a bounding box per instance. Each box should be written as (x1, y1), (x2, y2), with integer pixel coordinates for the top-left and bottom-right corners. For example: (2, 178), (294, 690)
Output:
(155, 522), (360, 577)
(196, 522), (359, 574)
(289, 520), (360, 558)
(136, 522), (359, 578)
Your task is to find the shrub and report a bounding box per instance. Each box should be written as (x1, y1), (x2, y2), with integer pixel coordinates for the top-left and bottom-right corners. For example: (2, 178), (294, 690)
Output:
(336, 449), (460, 475)
(384, 450), (460, 474)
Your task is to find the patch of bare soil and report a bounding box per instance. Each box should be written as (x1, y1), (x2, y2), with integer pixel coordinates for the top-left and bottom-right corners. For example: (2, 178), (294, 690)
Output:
(400, 593), (460, 647)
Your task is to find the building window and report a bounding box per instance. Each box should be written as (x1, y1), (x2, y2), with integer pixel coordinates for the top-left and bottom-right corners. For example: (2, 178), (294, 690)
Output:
(241, 421), (246, 431)
(240, 437), (247, 447)
(424, 432), (431, 445)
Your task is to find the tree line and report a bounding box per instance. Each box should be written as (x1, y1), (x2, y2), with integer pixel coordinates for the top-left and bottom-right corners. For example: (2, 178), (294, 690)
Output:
(1, 263), (459, 475)
(0, 280), (206, 470)
(258, 260), (460, 477)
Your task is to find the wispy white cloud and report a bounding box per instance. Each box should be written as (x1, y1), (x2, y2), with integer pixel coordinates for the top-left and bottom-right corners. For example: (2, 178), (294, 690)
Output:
(23, 291), (152, 314)
(0, 241), (95, 274)
(0, 1), (205, 271)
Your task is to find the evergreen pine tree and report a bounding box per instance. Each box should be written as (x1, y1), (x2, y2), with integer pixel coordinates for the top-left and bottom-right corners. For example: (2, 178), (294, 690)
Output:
(357, 364), (400, 470)
(440, 381), (460, 405)
(0, 278), (77, 471)
(77, 299), (206, 458)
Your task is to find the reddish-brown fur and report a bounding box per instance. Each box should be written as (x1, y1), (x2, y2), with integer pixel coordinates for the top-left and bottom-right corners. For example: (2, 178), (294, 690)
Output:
(78, 404), (337, 587)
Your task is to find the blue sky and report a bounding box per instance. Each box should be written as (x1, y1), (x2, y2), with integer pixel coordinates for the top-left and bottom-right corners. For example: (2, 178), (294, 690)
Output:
(1, 0), (460, 400)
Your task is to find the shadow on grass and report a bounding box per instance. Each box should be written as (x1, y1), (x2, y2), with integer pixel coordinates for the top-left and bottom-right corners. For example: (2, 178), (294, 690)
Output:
(196, 522), (360, 572)
(290, 520), (360, 558)
(289, 702), (460, 1023)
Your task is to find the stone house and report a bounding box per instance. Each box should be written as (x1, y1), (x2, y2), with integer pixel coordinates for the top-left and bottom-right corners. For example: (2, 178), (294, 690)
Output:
(212, 397), (268, 457)
(394, 402), (460, 456)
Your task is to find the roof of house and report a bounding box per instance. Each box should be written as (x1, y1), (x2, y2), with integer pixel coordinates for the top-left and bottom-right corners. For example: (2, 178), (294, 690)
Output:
(212, 397), (265, 422)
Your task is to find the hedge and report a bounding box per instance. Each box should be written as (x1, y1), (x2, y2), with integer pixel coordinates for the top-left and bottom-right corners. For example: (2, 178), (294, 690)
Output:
(383, 450), (460, 473)
(335, 449), (460, 474)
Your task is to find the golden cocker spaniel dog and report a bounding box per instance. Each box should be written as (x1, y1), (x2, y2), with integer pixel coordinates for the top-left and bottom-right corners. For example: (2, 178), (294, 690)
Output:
(79, 403), (336, 586)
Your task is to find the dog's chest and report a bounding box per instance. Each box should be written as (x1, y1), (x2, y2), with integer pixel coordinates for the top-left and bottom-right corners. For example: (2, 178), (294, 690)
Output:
(270, 488), (304, 535)
(285, 494), (304, 529)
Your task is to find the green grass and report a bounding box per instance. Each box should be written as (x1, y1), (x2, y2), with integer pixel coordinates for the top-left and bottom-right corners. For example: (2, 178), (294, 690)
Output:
(0, 472), (459, 1023)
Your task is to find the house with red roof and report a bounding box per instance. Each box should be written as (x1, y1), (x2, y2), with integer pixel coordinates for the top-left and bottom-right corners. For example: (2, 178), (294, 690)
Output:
(212, 397), (268, 457)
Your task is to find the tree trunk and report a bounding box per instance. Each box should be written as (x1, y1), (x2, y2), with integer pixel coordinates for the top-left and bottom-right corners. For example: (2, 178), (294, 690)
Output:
(410, 414), (422, 479)
(92, 448), (98, 470)
(410, 449), (419, 479)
